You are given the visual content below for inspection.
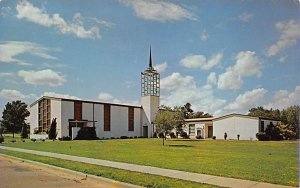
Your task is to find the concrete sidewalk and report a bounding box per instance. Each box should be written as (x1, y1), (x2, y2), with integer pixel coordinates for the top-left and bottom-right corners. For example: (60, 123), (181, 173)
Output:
(0, 146), (295, 188)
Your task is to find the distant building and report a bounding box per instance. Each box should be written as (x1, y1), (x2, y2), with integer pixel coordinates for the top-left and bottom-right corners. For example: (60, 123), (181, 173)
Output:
(212, 114), (280, 140)
(184, 117), (214, 139)
(28, 48), (160, 139)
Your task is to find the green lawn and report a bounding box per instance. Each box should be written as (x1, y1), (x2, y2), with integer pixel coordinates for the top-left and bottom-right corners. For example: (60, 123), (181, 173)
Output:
(1, 138), (298, 186)
(1, 150), (218, 188)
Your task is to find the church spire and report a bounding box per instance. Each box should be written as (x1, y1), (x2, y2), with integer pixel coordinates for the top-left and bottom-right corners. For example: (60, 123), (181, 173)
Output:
(149, 47), (153, 68)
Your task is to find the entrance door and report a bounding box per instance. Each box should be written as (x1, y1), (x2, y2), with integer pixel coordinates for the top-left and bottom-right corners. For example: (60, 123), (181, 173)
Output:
(69, 122), (84, 137)
(197, 129), (202, 137)
(143, 126), (148, 138)
(208, 126), (213, 138)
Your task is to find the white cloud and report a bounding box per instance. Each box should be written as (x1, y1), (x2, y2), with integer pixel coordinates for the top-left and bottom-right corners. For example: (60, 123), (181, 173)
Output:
(16, 0), (100, 39)
(154, 62), (168, 73)
(238, 13), (253, 22)
(180, 53), (222, 70)
(266, 19), (300, 56)
(279, 56), (287, 63)
(218, 51), (262, 90)
(0, 72), (13, 77)
(160, 72), (226, 114)
(160, 72), (195, 91)
(0, 41), (57, 66)
(264, 86), (300, 109)
(224, 88), (268, 112)
(98, 92), (139, 106)
(234, 51), (262, 77)
(217, 70), (243, 90)
(42, 92), (80, 100)
(0, 89), (35, 101)
(207, 72), (217, 86)
(120, 0), (195, 21)
(98, 92), (115, 102)
(200, 30), (209, 41)
(17, 69), (66, 86)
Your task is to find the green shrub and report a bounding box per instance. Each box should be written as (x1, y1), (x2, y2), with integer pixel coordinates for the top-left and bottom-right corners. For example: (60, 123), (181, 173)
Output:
(48, 118), (57, 140)
(158, 132), (164, 138)
(33, 128), (39, 134)
(59, 136), (71, 141)
(74, 127), (99, 140)
(196, 135), (203, 139)
(212, 136), (216, 140)
(256, 133), (270, 141)
(169, 132), (176, 138)
(180, 132), (189, 139)
(31, 138), (36, 142)
(153, 132), (157, 138)
(0, 136), (4, 143)
(120, 136), (128, 139)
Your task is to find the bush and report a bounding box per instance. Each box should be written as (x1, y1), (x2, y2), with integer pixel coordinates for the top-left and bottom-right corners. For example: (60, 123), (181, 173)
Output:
(31, 138), (36, 142)
(120, 136), (128, 139)
(110, 137), (115, 139)
(58, 136), (71, 141)
(11, 139), (16, 143)
(196, 135), (203, 139)
(33, 128), (39, 134)
(48, 118), (57, 140)
(0, 137), (4, 143)
(153, 132), (158, 138)
(158, 132), (164, 138)
(74, 127), (99, 140)
(256, 132), (270, 141)
(169, 132), (176, 138)
(265, 123), (283, 141)
(212, 136), (216, 140)
(134, 136), (138, 139)
(180, 132), (189, 139)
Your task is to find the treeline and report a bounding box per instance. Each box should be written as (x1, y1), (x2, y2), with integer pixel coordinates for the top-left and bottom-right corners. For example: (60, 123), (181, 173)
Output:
(248, 105), (299, 140)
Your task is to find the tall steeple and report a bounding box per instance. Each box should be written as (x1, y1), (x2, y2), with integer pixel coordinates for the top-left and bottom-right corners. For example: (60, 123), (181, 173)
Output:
(141, 47), (160, 136)
(149, 47), (153, 68)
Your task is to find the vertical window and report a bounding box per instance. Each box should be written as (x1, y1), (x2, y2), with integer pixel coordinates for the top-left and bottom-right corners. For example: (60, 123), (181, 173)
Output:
(104, 104), (110, 131)
(38, 98), (51, 132)
(260, 121), (265, 132)
(189, 124), (195, 135)
(128, 107), (134, 131)
(74, 101), (82, 121)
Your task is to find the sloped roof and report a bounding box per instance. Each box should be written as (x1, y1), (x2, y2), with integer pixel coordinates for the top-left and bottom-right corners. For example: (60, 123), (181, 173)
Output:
(30, 96), (142, 109)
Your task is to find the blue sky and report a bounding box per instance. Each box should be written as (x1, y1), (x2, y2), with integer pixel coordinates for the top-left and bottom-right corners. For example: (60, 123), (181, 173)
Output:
(0, 0), (299, 116)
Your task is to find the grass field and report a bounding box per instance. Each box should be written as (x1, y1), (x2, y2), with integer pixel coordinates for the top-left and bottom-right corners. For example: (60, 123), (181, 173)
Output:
(1, 150), (218, 188)
(1, 138), (298, 186)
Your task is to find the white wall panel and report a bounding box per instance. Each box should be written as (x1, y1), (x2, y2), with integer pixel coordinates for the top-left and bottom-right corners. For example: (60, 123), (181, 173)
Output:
(61, 101), (74, 138)
(28, 103), (38, 135)
(213, 116), (259, 140)
(50, 100), (61, 138)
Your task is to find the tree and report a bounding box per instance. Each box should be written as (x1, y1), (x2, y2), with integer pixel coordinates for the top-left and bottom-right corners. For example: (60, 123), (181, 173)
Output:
(249, 105), (299, 140)
(283, 105), (299, 139)
(48, 118), (57, 140)
(2, 101), (30, 138)
(155, 107), (184, 145)
(182, 102), (194, 119)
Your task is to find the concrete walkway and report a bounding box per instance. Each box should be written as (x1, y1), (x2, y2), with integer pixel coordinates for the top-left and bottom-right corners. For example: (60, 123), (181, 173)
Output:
(0, 146), (295, 188)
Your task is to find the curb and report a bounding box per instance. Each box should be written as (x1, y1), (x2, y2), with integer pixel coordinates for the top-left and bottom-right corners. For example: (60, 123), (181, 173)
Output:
(0, 154), (143, 188)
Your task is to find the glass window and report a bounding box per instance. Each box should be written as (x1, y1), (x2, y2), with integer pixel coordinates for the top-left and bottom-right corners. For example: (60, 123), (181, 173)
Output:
(260, 121), (265, 132)
(189, 124), (195, 135)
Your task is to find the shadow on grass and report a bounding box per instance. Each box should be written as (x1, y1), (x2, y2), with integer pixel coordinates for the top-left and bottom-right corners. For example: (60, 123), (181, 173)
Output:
(168, 145), (194, 148)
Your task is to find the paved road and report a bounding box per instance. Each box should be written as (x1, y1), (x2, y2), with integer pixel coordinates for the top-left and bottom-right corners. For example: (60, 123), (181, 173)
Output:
(0, 155), (136, 188)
